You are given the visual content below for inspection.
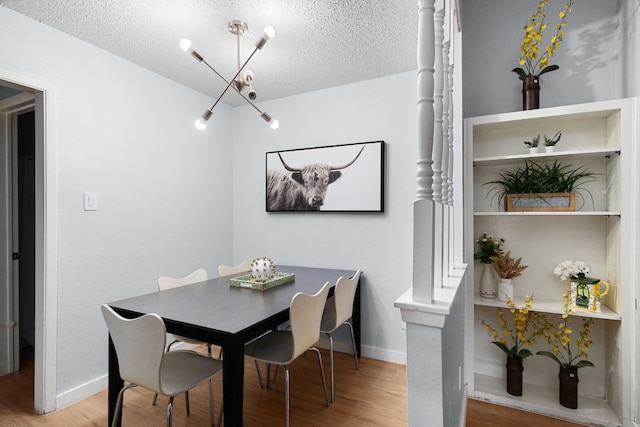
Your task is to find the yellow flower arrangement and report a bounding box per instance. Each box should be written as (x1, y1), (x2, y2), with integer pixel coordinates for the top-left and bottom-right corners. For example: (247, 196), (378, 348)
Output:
(483, 295), (546, 360)
(536, 293), (595, 369)
(512, 0), (575, 80)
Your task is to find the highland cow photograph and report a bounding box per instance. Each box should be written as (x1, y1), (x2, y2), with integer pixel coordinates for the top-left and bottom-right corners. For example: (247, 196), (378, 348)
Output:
(266, 141), (385, 212)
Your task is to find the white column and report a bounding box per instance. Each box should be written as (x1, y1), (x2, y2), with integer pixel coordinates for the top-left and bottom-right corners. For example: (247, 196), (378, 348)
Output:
(413, 0), (437, 303)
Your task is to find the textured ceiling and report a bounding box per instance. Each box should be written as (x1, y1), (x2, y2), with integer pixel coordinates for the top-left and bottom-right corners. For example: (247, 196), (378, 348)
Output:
(0, 0), (419, 107)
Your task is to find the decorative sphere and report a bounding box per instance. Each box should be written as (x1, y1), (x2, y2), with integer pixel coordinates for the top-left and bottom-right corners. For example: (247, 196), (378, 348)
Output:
(251, 257), (276, 282)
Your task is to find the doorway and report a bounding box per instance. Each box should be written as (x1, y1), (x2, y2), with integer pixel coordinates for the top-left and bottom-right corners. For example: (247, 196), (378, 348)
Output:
(0, 89), (36, 392)
(16, 109), (36, 366)
(0, 73), (57, 415)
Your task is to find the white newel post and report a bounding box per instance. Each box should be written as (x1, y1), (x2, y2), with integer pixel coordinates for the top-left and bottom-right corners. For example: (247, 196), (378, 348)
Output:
(413, 0), (436, 305)
(396, 2), (467, 427)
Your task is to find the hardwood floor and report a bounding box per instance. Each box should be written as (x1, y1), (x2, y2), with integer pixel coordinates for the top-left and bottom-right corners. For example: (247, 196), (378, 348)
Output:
(0, 348), (586, 426)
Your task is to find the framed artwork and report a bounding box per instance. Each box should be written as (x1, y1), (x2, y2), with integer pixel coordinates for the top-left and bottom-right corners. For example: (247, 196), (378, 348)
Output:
(266, 140), (385, 212)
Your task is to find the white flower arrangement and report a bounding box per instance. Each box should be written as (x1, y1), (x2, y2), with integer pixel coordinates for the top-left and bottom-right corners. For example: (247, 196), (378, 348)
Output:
(553, 260), (590, 281)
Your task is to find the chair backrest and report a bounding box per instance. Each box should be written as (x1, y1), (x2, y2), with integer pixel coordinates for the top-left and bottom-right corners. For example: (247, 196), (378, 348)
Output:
(290, 282), (330, 360)
(333, 270), (362, 326)
(218, 260), (252, 277)
(101, 304), (165, 393)
(158, 268), (207, 291)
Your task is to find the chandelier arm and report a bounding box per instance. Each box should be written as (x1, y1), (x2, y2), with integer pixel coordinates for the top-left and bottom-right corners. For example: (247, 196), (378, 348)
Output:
(200, 57), (263, 115)
(200, 46), (260, 112)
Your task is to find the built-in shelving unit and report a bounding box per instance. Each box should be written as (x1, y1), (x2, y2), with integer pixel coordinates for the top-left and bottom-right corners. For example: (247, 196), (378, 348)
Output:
(464, 99), (638, 427)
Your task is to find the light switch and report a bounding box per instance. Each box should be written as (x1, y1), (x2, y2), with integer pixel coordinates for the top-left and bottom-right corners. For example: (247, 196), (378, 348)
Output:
(84, 192), (97, 211)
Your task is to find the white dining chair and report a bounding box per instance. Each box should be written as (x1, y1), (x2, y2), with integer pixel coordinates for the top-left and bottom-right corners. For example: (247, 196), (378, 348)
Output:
(153, 268), (216, 408)
(156, 268), (210, 354)
(320, 270), (362, 402)
(244, 282), (331, 427)
(101, 304), (222, 427)
(218, 260), (252, 276)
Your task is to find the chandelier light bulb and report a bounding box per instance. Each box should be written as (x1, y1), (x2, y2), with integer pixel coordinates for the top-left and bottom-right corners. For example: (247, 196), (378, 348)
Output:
(195, 109), (213, 130)
(263, 26), (275, 40)
(180, 39), (192, 52)
(195, 119), (207, 130)
(260, 111), (278, 128)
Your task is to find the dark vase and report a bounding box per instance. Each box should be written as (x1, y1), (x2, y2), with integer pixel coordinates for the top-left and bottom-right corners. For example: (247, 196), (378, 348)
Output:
(522, 75), (540, 110)
(559, 365), (579, 409)
(506, 356), (523, 396)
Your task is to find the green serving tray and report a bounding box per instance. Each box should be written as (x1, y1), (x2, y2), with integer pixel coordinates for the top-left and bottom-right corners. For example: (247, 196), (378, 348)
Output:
(229, 272), (295, 291)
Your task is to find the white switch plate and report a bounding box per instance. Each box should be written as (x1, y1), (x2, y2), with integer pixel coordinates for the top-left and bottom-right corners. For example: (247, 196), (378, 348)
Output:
(84, 192), (97, 211)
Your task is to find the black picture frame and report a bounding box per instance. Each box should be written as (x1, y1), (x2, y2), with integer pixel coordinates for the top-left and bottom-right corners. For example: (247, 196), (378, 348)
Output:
(266, 140), (385, 212)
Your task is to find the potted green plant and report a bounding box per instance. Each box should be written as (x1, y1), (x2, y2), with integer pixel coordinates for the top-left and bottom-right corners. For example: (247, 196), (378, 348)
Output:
(484, 160), (595, 212)
(543, 131), (562, 153)
(523, 134), (540, 154)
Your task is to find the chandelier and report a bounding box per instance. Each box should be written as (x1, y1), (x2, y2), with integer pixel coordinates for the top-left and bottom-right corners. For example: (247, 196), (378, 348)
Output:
(181, 19), (279, 130)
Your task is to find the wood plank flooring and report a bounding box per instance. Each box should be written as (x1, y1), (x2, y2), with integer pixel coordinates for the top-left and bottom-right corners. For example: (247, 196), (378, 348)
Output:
(0, 347), (587, 426)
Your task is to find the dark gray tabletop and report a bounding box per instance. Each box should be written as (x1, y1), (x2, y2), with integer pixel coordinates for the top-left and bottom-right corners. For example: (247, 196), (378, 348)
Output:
(108, 265), (356, 337)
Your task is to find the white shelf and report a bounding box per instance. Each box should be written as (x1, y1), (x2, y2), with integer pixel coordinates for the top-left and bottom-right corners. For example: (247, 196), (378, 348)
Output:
(468, 100), (624, 128)
(474, 295), (621, 321)
(474, 211), (620, 217)
(471, 374), (622, 427)
(473, 147), (620, 166)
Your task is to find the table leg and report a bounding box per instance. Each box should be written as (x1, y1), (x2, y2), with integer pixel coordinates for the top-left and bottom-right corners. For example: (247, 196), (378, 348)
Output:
(354, 281), (361, 358)
(222, 340), (245, 427)
(108, 334), (124, 427)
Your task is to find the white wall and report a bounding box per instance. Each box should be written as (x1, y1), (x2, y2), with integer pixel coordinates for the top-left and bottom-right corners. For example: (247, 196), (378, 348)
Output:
(0, 6), (234, 397)
(461, 0), (620, 118)
(231, 72), (418, 360)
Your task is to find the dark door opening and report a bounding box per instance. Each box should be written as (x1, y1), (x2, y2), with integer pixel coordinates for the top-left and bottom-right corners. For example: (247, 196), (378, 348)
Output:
(17, 110), (36, 364)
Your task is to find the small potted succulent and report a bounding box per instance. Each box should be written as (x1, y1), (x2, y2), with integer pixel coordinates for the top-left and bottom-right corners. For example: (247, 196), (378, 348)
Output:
(523, 134), (540, 154)
(543, 131), (562, 153)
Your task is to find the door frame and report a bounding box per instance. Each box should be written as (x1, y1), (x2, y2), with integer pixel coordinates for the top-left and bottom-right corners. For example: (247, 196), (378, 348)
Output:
(0, 68), (57, 414)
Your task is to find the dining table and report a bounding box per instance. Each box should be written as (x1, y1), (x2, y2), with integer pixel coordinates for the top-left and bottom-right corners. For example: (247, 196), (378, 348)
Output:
(105, 265), (360, 427)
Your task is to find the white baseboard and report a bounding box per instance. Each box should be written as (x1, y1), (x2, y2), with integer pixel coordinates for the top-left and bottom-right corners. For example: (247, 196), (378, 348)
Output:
(56, 374), (108, 410)
(316, 337), (407, 365)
